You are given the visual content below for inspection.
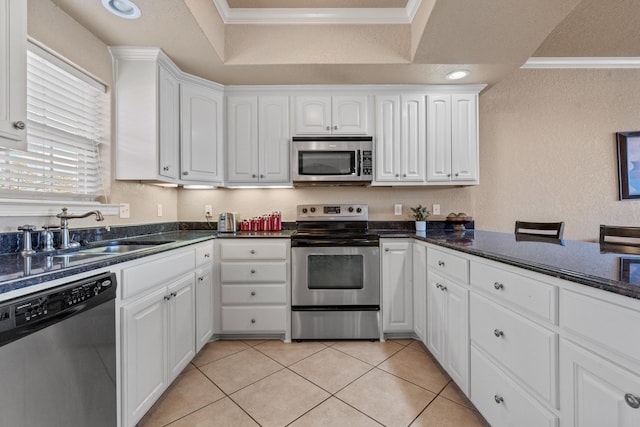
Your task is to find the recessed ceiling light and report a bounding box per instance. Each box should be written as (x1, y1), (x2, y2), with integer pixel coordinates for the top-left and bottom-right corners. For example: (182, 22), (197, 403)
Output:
(445, 70), (470, 80)
(102, 0), (141, 19)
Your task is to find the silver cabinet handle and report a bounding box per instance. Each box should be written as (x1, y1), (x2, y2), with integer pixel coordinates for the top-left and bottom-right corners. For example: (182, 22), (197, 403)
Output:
(164, 295), (171, 301)
(441, 285), (447, 292)
(250, 269), (256, 274)
(395, 174), (399, 177)
(260, 174), (265, 178)
(250, 249), (256, 254)
(494, 395), (504, 404)
(333, 125), (338, 130)
(384, 248), (390, 252)
(494, 282), (504, 290)
(250, 291), (256, 296)
(251, 318), (256, 324)
(198, 276), (204, 282)
(438, 260), (445, 267)
(13, 121), (26, 130)
(171, 292), (177, 297)
(204, 253), (210, 258)
(625, 393), (640, 409)
(436, 283), (442, 289)
(447, 173), (451, 177)
(183, 171), (189, 175)
(252, 174), (257, 178)
(455, 173), (459, 177)
(163, 166), (169, 171)
(494, 329), (504, 338)
(326, 126), (331, 131)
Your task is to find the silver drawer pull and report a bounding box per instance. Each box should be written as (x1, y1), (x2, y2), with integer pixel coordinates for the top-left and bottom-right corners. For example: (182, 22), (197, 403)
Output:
(494, 282), (504, 290)
(250, 269), (256, 274)
(250, 291), (256, 296)
(494, 395), (504, 404)
(164, 295), (171, 301)
(250, 249), (256, 254)
(494, 329), (504, 338)
(171, 292), (177, 298)
(204, 253), (210, 258)
(436, 283), (442, 290)
(625, 393), (640, 409)
(251, 318), (256, 324)
(441, 285), (447, 292)
(438, 260), (445, 267)
(198, 276), (204, 281)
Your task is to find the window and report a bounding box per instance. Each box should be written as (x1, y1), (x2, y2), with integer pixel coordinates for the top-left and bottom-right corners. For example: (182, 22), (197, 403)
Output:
(0, 42), (108, 201)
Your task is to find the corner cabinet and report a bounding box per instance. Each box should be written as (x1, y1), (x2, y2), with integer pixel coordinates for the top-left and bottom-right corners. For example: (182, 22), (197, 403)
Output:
(226, 95), (290, 185)
(426, 93), (479, 184)
(381, 239), (413, 333)
(294, 95), (369, 135)
(0, 0), (27, 151)
(374, 95), (426, 184)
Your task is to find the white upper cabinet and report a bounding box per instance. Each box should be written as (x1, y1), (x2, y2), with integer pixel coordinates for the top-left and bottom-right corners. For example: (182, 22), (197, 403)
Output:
(295, 95), (369, 135)
(180, 77), (224, 184)
(227, 95), (290, 185)
(158, 65), (180, 181)
(0, 0), (27, 151)
(374, 95), (426, 184)
(427, 93), (479, 184)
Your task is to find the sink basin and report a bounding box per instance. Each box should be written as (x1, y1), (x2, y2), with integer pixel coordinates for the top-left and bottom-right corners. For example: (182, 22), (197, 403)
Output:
(79, 244), (162, 254)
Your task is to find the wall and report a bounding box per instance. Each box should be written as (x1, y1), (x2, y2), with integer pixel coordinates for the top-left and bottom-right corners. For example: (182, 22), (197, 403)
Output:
(0, 0), (178, 232)
(473, 68), (640, 241)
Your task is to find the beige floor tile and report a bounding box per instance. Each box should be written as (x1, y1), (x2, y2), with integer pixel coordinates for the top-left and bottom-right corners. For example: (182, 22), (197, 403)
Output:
(332, 340), (404, 365)
(289, 347), (373, 393)
(440, 381), (475, 410)
(378, 347), (450, 393)
(192, 340), (250, 367)
(389, 338), (413, 346)
(410, 396), (490, 427)
(138, 369), (224, 427)
(254, 340), (327, 366)
(336, 368), (436, 427)
(406, 339), (428, 353)
(231, 369), (330, 427)
(242, 339), (267, 347)
(168, 397), (258, 427)
(199, 348), (283, 394)
(289, 397), (382, 427)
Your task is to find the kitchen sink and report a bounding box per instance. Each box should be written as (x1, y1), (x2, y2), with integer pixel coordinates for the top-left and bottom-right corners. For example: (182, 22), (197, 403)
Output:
(55, 240), (175, 258)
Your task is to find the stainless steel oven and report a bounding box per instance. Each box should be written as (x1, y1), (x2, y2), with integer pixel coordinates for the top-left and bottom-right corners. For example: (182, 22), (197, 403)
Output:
(291, 204), (380, 340)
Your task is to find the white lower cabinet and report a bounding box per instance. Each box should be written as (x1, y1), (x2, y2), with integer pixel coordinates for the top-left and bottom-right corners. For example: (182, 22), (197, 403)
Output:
(426, 270), (469, 394)
(381, 239), (413, 333)
(122, 273), (195, 427)
(195, 265), (214, 352)
(412, 242), (427, 343)
(560, 338), (640, 427)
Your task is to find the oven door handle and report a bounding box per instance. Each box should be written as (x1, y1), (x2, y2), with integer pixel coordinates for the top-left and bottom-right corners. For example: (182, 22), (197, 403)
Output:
(292, 238), (379, 247)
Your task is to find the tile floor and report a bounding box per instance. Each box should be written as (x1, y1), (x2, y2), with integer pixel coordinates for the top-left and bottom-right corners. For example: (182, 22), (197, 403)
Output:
(138, 339), (490, 427)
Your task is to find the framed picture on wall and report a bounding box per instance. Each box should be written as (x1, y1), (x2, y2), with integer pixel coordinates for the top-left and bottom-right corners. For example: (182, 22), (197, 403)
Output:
(616, 131), (640, 200)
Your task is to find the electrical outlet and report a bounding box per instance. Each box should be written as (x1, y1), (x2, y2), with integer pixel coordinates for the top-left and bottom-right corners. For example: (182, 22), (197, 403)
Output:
(157, 203), (163, 217)
(433, 204), (441, 215)
(205, 205), (213, 217)
(119, 203), (130, 219)
(394, 204), (402, 215)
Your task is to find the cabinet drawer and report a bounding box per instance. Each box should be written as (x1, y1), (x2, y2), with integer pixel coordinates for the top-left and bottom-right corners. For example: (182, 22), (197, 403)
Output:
(560, 289), (640, 365)
(195, 242), (214, 266)
(220, 240), (288, 260)
(471, 261), (557, 324)
(471, 346), (558, 427)
(122, 250), (195, 300)
(471, 293), (557, 406)
(427, 247), (469, 283)
(221, 306), (286, 332)
(222, 284), (286, 304)
(220, 262), (287, 283)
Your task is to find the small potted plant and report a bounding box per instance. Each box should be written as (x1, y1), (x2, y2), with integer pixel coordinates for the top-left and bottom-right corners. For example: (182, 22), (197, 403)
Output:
(410, 204), (430, 232)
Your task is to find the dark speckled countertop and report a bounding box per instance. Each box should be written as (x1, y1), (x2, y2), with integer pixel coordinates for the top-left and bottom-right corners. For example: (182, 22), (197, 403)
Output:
(394, 229), (639, 300)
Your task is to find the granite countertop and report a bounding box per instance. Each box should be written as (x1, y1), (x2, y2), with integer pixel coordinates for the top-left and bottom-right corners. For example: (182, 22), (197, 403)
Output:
(402, 229), (640, 300)
(0, 230), (216, 297)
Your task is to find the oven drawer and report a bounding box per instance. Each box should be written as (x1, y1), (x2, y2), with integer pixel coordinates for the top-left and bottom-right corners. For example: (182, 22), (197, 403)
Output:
(219, 240), (288, 260)
(221, 262), (287, 283)
(221, 284), (286, 304)
(221, 306), (286, 332)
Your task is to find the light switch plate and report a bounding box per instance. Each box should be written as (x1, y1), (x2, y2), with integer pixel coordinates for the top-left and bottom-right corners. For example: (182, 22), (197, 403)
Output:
(394, 204), (402, 215)
(157, 203), (163, 217)
(433, 204), (441, 215)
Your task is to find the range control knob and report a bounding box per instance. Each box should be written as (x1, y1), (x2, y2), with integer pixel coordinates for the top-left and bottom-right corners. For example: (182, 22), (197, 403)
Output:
(356, 207), (362, 213)
(310, 207), (316, 213)
(348, 207), (354, 212)
(302, 208), (308, 214)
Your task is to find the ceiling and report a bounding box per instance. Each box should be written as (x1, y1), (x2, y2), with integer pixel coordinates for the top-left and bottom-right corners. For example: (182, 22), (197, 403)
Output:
(46, 0), (640, 87)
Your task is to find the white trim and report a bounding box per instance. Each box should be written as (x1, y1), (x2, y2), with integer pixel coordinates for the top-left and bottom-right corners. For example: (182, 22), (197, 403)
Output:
(522, 57), (640, 69)
(223, 84), (487, 96)
(213, 0), (420, 24)
(0, 199), (120, 217)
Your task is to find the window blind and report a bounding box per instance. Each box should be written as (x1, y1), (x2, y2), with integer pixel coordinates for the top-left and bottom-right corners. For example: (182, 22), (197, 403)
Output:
(0, 43), (108, 200)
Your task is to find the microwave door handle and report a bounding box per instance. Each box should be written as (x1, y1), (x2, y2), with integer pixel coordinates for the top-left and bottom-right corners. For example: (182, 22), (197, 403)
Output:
(357, 150), (361, 176)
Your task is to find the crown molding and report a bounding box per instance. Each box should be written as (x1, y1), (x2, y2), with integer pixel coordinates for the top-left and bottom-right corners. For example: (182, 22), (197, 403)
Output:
(212, 0), (421, 24)
(522, 57), (640, 69)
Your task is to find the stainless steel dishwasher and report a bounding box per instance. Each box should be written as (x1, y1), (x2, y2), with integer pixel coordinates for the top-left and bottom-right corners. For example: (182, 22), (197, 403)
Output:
(0, 272), (117, 427)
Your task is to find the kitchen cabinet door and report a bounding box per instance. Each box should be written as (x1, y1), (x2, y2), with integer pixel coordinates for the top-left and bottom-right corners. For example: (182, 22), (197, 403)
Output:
(412, 242), (427, 343)
(167, 275), (196, 382)
(382, 240), (413, 333)
(0, 0), (27, 151)
(158, 64), (180, 180)
(122, 287), (168, 427)
(258, 96), (290, 183)
(195, 265), (214, 352)
(227, 95), (259, 183)
(426, 94), (452, 182)
(427, 270), (447, 365)
(180, 80), (223, 184)
(445, 280), (469, 393)
(332, 96), (369, 134)
(560, 339), (640, 427)
(375, 95), (401, 182)
(295, 96), (332, 134)
(400, 95), (426, 182)
(451, 94), (478, 182)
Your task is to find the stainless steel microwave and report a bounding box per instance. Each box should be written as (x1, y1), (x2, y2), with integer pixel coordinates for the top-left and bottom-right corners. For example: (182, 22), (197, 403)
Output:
(291, 136), (373, 184)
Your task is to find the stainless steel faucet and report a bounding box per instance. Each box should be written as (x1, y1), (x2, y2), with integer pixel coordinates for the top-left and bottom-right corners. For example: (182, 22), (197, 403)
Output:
(56, 207), (104, 249)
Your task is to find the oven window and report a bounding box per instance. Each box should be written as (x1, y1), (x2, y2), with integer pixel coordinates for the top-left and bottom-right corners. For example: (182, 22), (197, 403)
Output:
(298, 151), (355, 175)
(307, 254), (363, 289)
